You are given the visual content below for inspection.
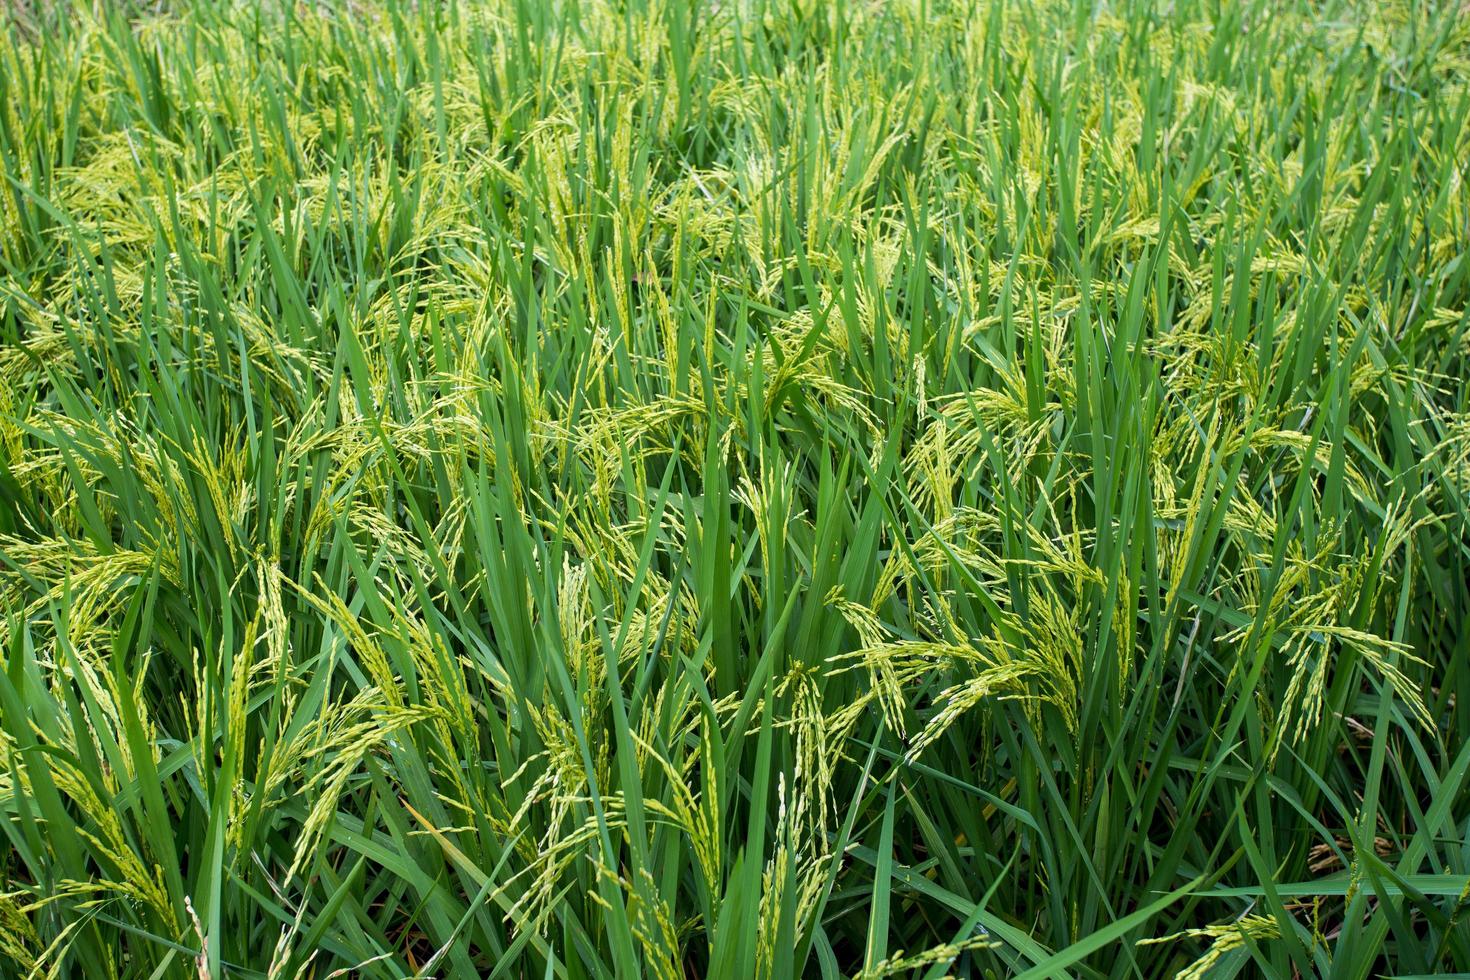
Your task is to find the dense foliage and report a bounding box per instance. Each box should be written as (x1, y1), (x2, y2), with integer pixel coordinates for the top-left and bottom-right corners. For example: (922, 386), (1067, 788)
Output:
(2, 0), (1468, 976)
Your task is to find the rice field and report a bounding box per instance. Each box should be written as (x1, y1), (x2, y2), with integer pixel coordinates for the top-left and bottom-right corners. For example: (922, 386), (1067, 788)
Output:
(1, 0), (1468, 976)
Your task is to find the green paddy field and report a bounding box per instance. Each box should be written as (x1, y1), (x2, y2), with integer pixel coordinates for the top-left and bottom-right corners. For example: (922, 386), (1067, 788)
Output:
(1, 0), (1468, 976)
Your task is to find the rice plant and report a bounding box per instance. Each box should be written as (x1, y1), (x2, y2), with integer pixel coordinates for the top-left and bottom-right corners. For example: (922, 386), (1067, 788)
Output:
(1, 0), (1467, 976)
